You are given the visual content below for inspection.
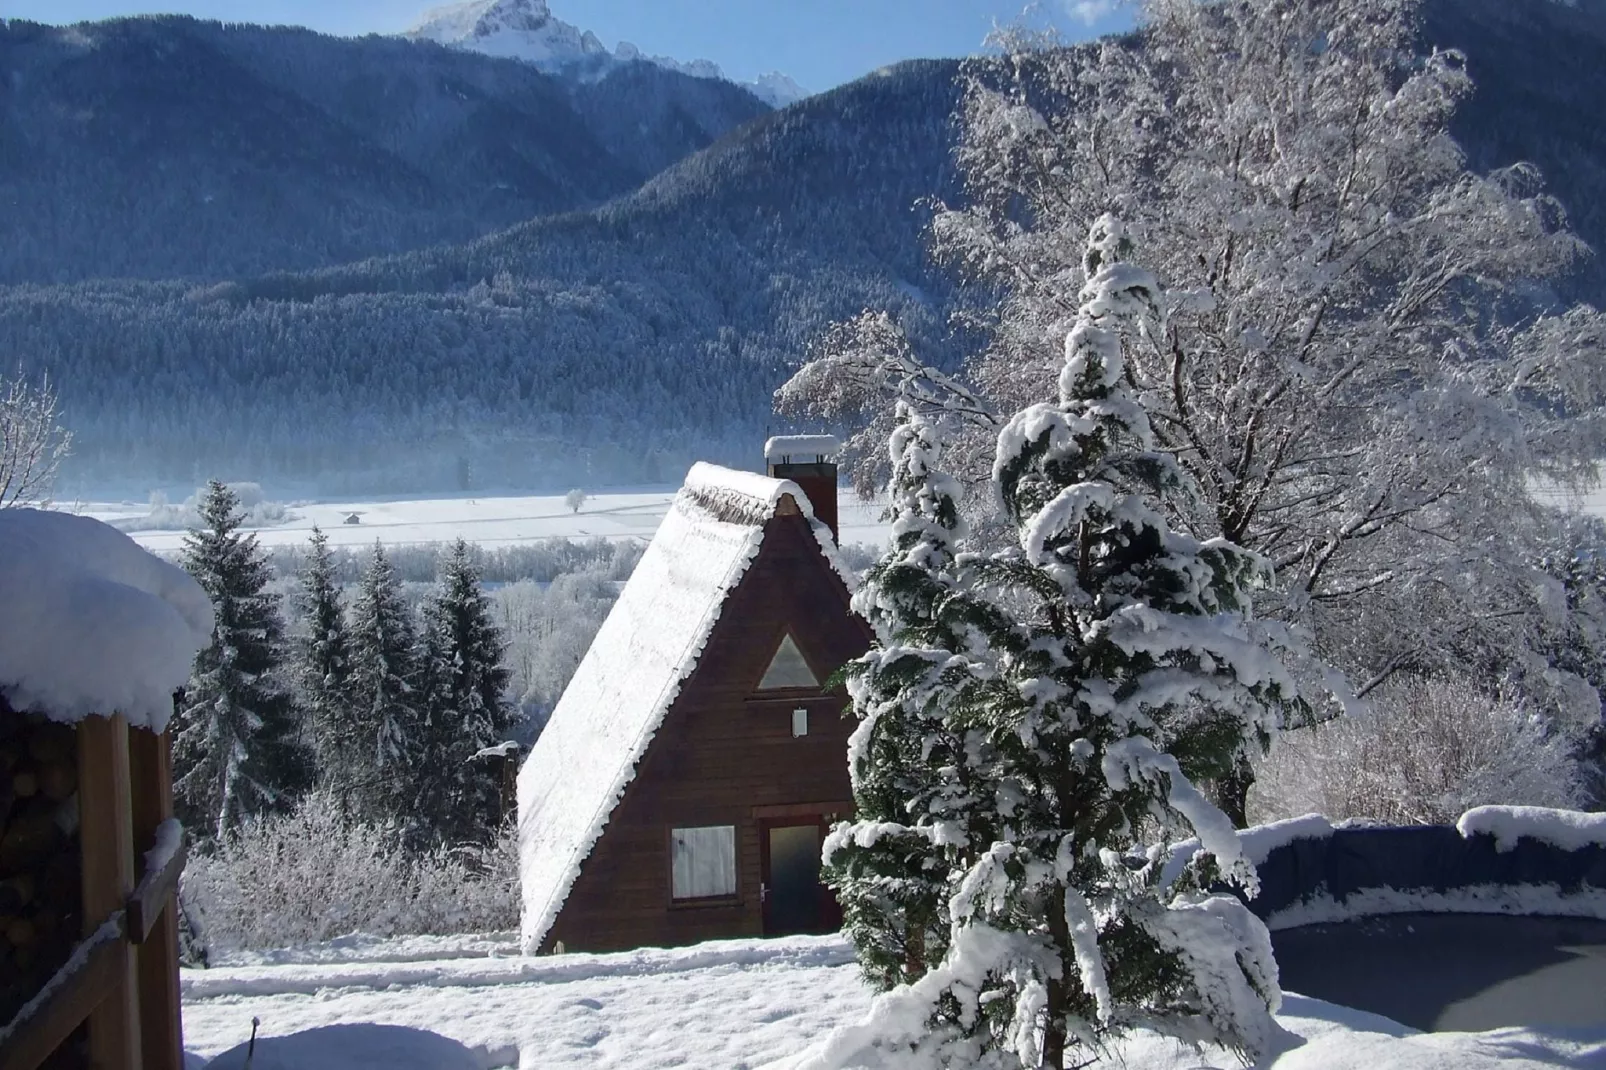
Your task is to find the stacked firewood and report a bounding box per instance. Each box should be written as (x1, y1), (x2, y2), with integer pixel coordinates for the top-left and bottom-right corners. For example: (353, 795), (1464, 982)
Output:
(0, 712), (83, 1031)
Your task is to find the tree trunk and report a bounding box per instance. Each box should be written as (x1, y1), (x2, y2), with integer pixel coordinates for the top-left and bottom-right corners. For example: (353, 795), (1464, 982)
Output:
(1216, 759), (1254, 830)
(1042, 883), (1071, 1068)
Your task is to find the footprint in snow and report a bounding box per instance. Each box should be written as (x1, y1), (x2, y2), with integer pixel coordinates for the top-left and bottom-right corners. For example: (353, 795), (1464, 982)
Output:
(570, 1027), (610, 1048)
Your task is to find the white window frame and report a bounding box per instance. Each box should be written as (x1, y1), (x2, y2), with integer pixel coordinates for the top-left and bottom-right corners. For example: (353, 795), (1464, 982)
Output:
(670, 825), (737, 901)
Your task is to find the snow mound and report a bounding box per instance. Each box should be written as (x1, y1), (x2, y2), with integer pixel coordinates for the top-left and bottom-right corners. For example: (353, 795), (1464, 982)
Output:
(1456, 805), (1606, 853)
(203, 1024), (479, 1070)
(0, 508), (213, 729)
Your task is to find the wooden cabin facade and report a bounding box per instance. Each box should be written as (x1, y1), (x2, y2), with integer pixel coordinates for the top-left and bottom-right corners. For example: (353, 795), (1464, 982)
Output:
(518, 452), (872, 954)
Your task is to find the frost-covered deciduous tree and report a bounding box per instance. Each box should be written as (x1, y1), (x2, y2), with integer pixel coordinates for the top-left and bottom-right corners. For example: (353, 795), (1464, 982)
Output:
(416, 539), (515, 844)
(345, 542), (423, 825)
(819, 222), (1305, 1069)
(174, 480), (310, 841)
(946, 0), (1606, 695)
(783, 0), (1606, 816)
(565, 488), (587, 514)
(296, 526), (355, 793)
(0, 369), (72, 509)
(1252, 675), (1584, 825)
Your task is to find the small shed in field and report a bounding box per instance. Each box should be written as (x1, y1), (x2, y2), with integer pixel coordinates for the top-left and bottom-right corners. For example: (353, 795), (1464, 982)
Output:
(517, 455), (871, 954)
(0, 509), (213, 1070)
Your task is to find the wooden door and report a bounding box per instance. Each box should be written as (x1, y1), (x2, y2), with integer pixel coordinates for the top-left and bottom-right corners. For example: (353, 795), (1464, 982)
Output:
(759, 818), (842, 936)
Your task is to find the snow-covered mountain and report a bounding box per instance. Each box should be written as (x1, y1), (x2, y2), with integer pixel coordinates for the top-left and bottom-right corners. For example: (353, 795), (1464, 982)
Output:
(407, 0), (808, 107)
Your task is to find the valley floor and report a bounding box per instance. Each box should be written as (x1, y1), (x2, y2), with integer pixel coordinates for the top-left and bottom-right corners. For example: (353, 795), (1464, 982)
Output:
(180, 931), (1606, 1070)
(83, 489), (892, 554)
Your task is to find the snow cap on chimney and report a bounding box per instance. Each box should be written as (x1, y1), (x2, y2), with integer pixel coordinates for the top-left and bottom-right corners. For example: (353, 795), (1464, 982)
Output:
(764, 435), (840, 463)
(765, 435), (841, 544)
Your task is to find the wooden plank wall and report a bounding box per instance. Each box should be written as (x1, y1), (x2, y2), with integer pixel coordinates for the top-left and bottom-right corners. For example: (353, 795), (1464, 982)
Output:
(547, 512), (872, 953)
(77, 714), (140, 1068)
(129, 730), (182, 1070)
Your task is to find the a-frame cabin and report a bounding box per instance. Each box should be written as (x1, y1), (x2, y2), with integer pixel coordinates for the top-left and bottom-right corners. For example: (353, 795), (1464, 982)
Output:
(517, 448), (871, 954)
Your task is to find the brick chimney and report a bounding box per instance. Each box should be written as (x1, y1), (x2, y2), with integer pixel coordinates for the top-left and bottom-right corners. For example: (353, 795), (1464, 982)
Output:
(765, 435), (840, 544)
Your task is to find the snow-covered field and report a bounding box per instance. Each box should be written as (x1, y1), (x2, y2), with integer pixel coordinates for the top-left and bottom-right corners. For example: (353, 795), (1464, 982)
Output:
(75, 474), (1606, 559)
(180, 932), (1606, 1070)
(78, 489), (891, 554)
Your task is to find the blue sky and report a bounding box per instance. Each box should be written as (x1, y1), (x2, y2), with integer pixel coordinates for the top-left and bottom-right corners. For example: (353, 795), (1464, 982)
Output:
(3, 0), (1132, 90)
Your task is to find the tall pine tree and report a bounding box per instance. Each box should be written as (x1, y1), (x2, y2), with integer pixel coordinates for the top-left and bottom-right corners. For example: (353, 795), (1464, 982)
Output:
(174, 480), (310, 841)
(825, 218), (1308, 1069)
(297, 526), (355, 792)
(416, 539), (514, 844)
(345, 541), (422, 826)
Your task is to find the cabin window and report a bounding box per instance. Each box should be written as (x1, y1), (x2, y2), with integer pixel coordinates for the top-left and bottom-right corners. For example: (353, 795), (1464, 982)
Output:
(758, 633), (819, 690)
(792, 707), (809, 737)
(671, 825), (737, 900)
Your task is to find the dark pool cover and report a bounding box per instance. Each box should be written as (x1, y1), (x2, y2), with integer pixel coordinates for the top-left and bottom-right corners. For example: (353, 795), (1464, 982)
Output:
(1240, 823), (1606, 1032)
(1272, 912), (1606, 1031)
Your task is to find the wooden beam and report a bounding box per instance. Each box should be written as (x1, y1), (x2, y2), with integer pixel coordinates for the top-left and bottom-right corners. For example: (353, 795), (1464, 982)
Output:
(126, 825), (184, 946)
(749, 801), (855, 821)
(0, 919), (126, 1070)
(129, 729), (183, 1070)
(78, 715), (141, 1070)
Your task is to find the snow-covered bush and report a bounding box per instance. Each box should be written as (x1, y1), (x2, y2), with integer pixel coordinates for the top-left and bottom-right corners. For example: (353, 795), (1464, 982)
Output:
(182, 793), (519, 954)
(493, 569), (621, 730)
(1251, 676), (1585, 826)
(120, 482), (296, 532)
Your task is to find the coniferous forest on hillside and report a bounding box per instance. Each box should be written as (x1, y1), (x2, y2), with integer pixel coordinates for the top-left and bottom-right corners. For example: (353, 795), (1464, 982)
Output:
(4, 0), (1604, 493)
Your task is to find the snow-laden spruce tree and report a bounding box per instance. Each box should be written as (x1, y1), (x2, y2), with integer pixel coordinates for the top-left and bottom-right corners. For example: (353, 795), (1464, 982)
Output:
(817, 220), (1304, 1070)
(825, 401), (1021, 990)
(416, 539), (514, 844)
(297, 526), (356, 793)
(174, 480), (311, 841)
(344, 541), (423, 826)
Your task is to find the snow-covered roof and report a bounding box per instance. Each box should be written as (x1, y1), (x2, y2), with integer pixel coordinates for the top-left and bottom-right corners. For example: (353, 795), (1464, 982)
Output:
(518, 463), (851, 951)
(0, 509), (213, 731)
(764, 435), (840, 462)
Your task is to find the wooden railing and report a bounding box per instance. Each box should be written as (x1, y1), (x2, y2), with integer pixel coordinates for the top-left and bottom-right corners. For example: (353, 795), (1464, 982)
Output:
(0, 721), (187, 1070)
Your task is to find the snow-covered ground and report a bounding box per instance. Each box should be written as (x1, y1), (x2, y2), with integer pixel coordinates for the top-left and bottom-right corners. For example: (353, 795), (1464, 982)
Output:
(76, 490), (891, 555)
(180, 932), (1606, 1070)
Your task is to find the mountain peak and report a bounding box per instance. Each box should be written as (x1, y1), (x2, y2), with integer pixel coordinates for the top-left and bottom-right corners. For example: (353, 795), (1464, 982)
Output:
(406, 0), (808, 107)
(465, 0), (553, 37)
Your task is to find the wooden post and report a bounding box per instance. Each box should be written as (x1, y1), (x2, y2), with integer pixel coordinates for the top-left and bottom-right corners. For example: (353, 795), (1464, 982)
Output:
(78, 715), (141, 1070)
(129, 729), (182, 1070)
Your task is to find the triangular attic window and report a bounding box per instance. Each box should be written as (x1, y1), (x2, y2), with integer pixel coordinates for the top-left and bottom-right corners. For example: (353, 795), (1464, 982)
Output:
(758, 633), (820, 690)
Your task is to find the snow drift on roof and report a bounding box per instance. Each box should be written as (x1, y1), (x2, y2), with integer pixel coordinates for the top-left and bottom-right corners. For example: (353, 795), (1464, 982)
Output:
(0, 508), (213, 731)
(517, 463), (851, 951)
(764, 435), (841, 462)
